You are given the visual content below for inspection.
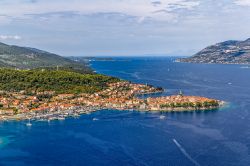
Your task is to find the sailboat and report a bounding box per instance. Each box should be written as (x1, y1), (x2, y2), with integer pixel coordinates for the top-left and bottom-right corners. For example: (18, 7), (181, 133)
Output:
(26, 119), (32, 126)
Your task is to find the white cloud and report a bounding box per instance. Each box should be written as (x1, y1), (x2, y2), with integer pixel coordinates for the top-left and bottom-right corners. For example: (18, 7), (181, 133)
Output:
(1, 0), (250, 56)
(234, 0), (250, 6)
(0, 0), (200, 22)
(0, 35), (22, 40)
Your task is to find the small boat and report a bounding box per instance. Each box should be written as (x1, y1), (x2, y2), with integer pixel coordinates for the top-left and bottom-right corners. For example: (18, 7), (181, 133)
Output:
(159, 115), (166, 120)
(26, 119), (32, 126)
(93, 118), (99, 121)
(58, 117), (65, 121)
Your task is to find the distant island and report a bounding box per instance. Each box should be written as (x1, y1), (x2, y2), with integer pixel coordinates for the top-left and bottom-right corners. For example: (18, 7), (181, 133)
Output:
(177, 38), (250, 64)
(68, 56), (114, 62)
(0, 43), (224, 121)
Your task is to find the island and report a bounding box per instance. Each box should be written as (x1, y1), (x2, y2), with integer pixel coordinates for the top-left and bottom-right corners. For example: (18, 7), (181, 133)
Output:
(177, 38), (250, 64)
(0, 68), (224, 121)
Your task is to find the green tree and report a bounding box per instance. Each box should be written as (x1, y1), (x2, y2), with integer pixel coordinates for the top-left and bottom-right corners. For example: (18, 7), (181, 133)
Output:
(13, 108), (18, 115)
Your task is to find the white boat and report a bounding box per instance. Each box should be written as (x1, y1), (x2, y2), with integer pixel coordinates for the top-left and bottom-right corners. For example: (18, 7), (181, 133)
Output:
(159, 115), (166, 120)
(58, 117), (65, 120)
(26, 119), (32, 126)
(93, 118), (99, 121)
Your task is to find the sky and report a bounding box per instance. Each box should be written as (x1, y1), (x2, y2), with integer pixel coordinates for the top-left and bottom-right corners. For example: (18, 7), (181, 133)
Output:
(1, 0), (250, 56)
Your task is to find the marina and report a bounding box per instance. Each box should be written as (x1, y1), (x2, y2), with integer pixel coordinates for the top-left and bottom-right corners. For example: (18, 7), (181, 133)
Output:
(0, 106), (98, 122)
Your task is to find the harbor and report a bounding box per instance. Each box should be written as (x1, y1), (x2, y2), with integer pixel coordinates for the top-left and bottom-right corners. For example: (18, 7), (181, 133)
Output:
(0, 106), (98, 122)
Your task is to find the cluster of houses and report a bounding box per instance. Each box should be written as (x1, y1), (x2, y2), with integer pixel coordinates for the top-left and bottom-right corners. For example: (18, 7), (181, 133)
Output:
(0, 92), (39, 116)
(0, 81), (220, 119)
(0, 91), (78, 117)
(72, 82), (220, 111)
(146, 95), (220, 111)
(76, 81), (162, 109)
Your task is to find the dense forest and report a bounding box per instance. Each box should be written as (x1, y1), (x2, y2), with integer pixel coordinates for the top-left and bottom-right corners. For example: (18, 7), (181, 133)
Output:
(0, 68), (120, 94)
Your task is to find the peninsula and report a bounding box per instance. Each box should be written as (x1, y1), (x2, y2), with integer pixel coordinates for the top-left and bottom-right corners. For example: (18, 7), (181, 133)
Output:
(0, 68), (223, 121)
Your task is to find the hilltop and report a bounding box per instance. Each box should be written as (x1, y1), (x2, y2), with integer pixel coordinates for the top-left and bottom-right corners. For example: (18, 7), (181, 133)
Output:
(0, 42), (91, 73)
(177, 38), (250, 64)
(0, 68), (119, 94)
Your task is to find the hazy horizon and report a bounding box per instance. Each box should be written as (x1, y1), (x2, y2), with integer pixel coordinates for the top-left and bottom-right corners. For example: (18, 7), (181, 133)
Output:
(1, 0), (250, 56)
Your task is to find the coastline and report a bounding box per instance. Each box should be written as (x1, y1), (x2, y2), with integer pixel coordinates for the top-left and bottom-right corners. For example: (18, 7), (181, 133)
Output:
(0, 70), (224, 122)
(0, 101), (224, 122)
(175, 59), (250, 65)
(0, 103), (225, 122)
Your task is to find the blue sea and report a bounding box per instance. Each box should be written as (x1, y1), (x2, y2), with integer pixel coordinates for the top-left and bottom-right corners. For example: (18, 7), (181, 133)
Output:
(1, 57), (250, 166)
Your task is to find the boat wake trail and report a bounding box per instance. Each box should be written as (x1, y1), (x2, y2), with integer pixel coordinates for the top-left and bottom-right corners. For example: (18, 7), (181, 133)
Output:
(173, 139), (200, 166)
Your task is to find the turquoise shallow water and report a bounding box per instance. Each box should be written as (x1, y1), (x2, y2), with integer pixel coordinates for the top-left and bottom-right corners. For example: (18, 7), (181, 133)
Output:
(0, 136), (10, 148)
(1, 57), (250, 166)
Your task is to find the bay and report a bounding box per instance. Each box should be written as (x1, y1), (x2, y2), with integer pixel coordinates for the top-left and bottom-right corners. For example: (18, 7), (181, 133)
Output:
(1, 57), (250, 166)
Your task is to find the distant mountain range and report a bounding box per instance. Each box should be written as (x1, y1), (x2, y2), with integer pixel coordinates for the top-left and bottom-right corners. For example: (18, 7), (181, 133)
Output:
(0, 42), (91, 73)
(177, 38), (250, 64)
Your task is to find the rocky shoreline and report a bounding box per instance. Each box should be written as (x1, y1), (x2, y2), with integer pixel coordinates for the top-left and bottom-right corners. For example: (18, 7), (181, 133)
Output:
(0, 81), (224, 122)
(0, 103), (225, 122)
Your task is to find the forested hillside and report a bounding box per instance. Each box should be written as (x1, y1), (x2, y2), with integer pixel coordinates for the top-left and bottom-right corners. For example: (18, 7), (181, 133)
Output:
(0, 68), (119, 94)
(0, 42), (91, 73)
